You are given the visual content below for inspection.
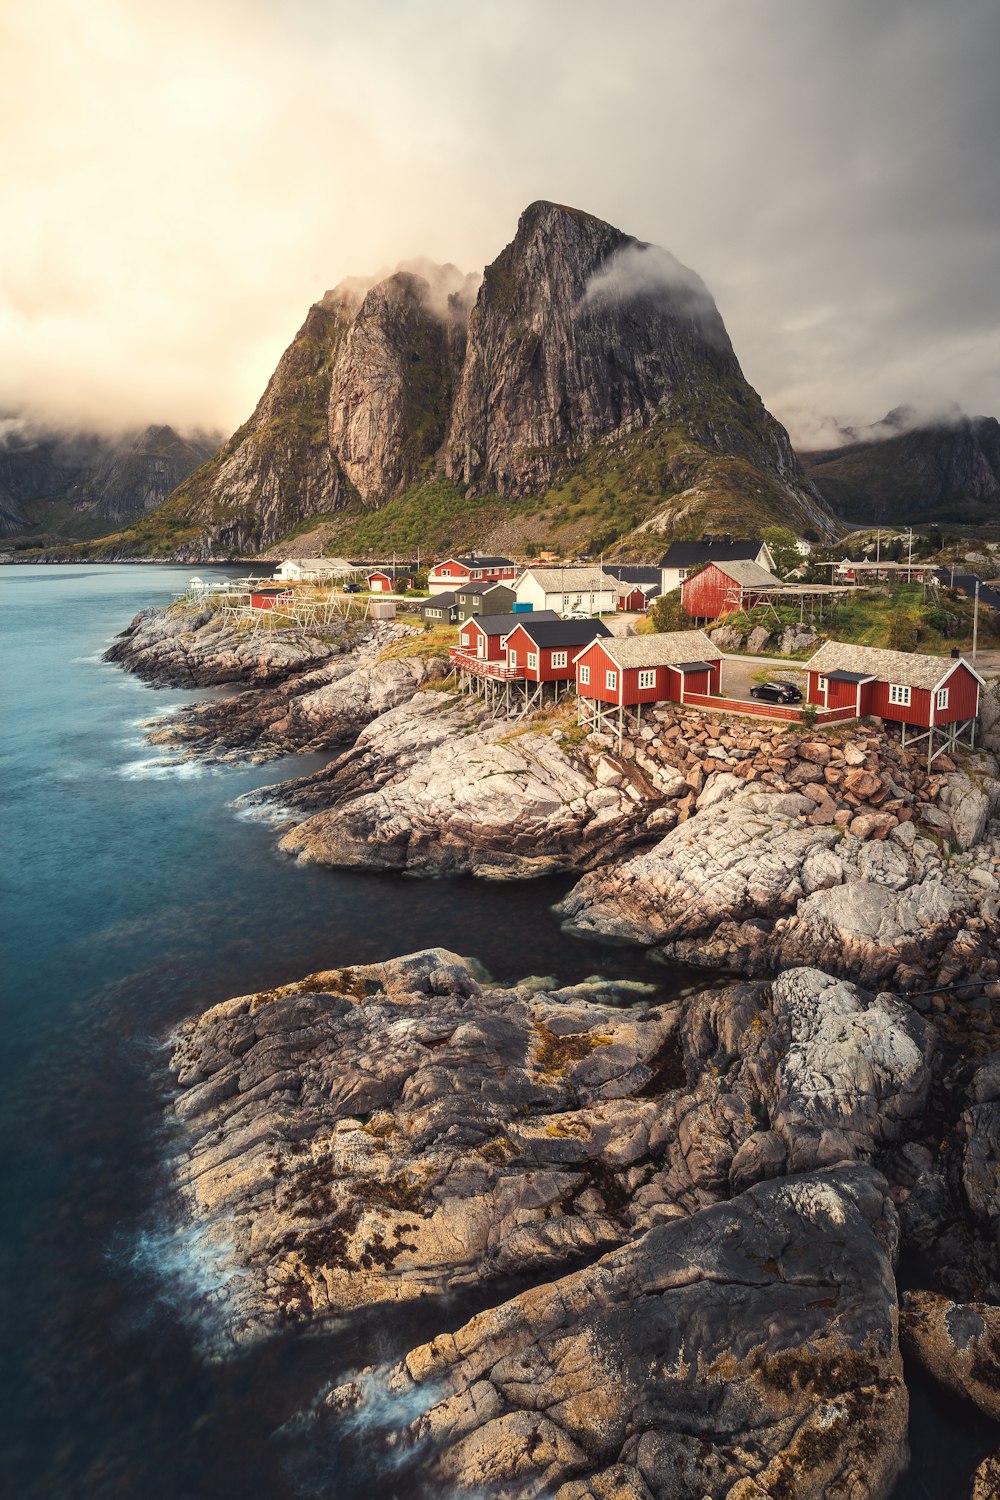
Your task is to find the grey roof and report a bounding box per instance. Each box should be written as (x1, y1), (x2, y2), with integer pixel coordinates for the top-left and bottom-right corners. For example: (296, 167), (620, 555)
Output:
(422, 590), (459, 611)
(676, 660), (713, 673)
(586, 629), (720, 669)
(520, 567), (619, 592)
(369, 566), (411, 578)
(506, 618), (612, 649)
(465, 610), (560, 637)
(442, 554), (514, 568)
(458, 582), (515, 598)
(660, 538), (765, 568)
(825, 669), (872, 684)
(712, 559), (782, 588)
(807, 639), (982, 690)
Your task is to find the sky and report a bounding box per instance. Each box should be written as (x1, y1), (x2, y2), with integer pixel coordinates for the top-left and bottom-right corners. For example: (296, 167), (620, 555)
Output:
(2, 0), (998, 449)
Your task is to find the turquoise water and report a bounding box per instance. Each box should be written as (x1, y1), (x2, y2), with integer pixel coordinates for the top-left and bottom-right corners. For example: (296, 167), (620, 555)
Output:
(0, 564), (992, 1497)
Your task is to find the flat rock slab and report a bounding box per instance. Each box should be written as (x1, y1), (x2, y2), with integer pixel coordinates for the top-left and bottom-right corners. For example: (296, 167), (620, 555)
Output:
(167, 948), (681, 1346)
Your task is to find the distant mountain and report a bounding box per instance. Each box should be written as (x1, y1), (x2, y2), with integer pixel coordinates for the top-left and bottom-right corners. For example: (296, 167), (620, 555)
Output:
(800, 410), (1000, 527)
(0, 423), (223, 543)
(102, 202), (833, 559)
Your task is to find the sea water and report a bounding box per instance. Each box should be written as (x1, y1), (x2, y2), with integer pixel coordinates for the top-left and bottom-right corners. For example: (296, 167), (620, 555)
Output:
(0, 564), (992, 1497)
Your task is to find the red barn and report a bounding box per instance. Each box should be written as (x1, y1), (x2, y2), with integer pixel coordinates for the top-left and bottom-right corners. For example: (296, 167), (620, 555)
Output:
(368, 569), (412, 592)
(682, 559), (781, 622)
(250, 587), (294, 611)
(806, 641), (984, 762)
(503, 618), (611, 682)
(573, 629), (721, 741)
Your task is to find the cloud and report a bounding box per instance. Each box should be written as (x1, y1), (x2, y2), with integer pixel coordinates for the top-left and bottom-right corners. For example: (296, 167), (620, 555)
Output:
(1, 0), (997, 444)
(582, 243), (725, 337)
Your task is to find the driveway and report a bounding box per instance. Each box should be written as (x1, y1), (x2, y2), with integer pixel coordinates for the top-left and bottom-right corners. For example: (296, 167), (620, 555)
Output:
(721, 653), (807, 706)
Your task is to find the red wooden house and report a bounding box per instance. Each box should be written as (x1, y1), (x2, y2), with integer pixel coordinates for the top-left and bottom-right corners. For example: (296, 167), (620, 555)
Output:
(682, 559), (781, 622)
(453, 611), (559, 665)
(368, 568), (412, 592)
(805, 641), (984, 761)
(250, 587), (294, 611)
(428, 554), (517, 594)
(503, 618), (611, 682)
(573, 629), (721, 740)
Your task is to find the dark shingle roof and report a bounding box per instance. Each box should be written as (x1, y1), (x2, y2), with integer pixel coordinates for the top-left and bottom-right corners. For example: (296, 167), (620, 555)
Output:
(659, 538), (764, 568)
(465, 610), (560, 636)
(451, 554), (514, 568)
(423, 591), (459, 611)
(507, 618), (612, 648)
(604, 566), (663, 585)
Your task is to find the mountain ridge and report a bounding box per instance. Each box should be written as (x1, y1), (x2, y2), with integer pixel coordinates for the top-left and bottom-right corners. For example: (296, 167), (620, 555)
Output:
(801, 410), (1000, 526)
(36, 202), (837, 558)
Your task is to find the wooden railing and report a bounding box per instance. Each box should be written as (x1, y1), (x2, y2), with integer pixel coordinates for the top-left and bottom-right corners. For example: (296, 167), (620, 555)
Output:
(449, 647), (523, 680)
(681, 690), (858, 726)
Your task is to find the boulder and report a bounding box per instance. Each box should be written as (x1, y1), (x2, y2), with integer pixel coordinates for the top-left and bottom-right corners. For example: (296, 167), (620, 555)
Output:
(328, 1167), (908, 1500)
(899, 1290), (1000, 1420)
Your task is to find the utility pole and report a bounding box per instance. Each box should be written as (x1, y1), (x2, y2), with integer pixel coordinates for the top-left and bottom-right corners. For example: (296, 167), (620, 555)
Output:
(876, 528), (881, 566)
(972, 580), (980, 668)
(906, 527), (914, 583)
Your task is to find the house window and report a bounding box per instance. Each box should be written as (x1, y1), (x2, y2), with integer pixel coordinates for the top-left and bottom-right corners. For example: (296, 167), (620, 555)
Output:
(817, 676), (827, 692)
(606, 670), (618, 691)
(936, 687), (949, 710)
(551, 651), (567, 669)
(527, 652), (538, 670)
(461, 634), (472, 649)
(638, 669), (656, 689)
(579, 665), (590, 685)
(888, 684), (911, 706)
(508, 649), (517, 666)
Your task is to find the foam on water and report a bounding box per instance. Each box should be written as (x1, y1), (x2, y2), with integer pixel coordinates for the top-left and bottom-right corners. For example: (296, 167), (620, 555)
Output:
(115, 755), (208, 780)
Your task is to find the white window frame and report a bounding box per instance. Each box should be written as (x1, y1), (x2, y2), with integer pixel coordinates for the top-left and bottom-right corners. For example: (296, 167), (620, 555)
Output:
(606, 669), (618, 691)
(461, 633), (472, 650)
(579, 664), (591, 685)
(817, 675), (827, 692)
(527, 651), (538, 670)
(888, 683), (911, 707)
(638, 669), (656, 690)
(936, 687), (949, 710)
(551, 651), (568, 669)
(508, 649), (517, 666)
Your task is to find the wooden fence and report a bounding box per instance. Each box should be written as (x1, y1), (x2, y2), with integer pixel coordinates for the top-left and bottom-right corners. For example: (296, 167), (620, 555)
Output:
(680, 691), (858, 727)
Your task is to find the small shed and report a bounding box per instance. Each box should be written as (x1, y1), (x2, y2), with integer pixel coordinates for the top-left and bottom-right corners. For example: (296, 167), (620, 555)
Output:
(250, 587), (294, 611)
(368, 568), (412, 593)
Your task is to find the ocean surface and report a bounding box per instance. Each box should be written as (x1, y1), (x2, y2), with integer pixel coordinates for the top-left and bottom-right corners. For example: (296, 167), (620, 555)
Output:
(0, 563), (993, 1498)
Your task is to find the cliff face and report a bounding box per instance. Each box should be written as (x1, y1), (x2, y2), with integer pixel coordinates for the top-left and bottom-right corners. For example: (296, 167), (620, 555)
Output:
(326, 269), (471, 502)
(0, 423), (220, 541)
(445, 201), (802, 497)
(802, 412), (1000, 526)
(112, 201), (834, 556)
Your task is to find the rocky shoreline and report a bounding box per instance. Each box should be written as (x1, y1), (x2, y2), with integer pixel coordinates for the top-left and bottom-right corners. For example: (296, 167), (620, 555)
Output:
(105, 601), (1000, 1496)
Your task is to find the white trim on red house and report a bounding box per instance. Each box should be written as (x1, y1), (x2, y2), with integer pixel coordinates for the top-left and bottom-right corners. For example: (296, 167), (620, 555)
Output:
(931, 658), (987, 690)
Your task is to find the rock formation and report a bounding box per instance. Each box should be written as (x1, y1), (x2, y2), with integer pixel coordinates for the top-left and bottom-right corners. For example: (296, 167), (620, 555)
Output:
(165, 948), (927, 1497)
(0, 421), (220, 541)
(103, 202), (833, 556)
(801, 407), (1000, 527)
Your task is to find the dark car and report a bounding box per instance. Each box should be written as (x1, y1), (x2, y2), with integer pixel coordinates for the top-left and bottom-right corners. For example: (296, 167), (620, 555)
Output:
(750, 680), (803, 704)
(342, 581), (362, 593)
